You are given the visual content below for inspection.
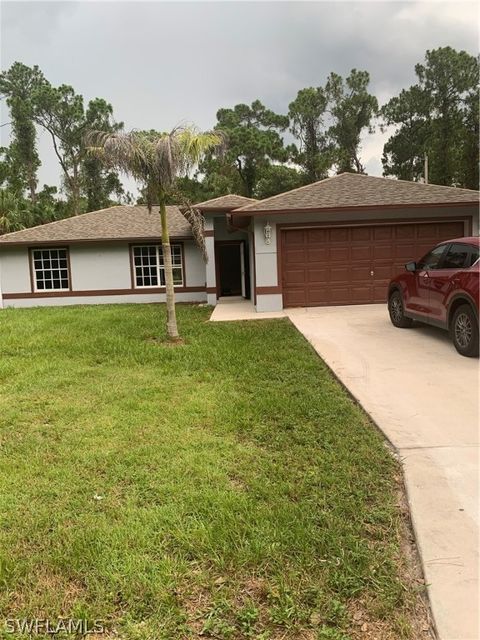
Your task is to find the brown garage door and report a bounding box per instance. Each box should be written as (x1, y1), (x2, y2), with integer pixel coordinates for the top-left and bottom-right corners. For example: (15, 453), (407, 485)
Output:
(281, 220), (466, 307)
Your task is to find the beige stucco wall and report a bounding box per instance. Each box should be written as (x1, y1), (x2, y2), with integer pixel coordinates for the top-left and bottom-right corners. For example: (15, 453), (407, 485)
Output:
(70, 241), (206, 290)
(70, 244), (131, 290)
(0, 246), (31, 294)
(0, 240), (207, 308)
(184, 241), (207, 288)
(213, 216), (247, 241)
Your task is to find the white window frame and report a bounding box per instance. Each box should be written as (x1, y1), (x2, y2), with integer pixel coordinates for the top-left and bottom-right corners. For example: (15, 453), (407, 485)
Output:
(31, 247), (70, 292)
(132, 244), (184, 289)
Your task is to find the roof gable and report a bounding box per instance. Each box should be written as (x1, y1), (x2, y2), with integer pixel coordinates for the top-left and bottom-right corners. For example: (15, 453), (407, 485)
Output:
(194, 194), (257, 211)
(0, 205), (192, 246)
(233, 173), (480, 214)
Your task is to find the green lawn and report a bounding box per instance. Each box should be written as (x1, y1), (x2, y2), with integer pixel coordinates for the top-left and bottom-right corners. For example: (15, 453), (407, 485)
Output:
(0, 304), (426, 639)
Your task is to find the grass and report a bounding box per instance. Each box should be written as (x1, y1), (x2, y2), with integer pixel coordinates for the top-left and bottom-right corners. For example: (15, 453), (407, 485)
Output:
(0, 304), (428, 639)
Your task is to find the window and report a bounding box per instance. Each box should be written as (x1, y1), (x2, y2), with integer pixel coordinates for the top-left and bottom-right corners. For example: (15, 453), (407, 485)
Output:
(442, 244), (470, 269)
(417, 245), (447, 270)
(467, 247), (479, 267)
(132, 245), (183, 288)
(32, 248), (70, 291)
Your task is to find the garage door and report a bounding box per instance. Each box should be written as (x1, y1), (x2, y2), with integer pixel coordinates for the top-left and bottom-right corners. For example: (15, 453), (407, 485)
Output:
(281, 220), (466, 307)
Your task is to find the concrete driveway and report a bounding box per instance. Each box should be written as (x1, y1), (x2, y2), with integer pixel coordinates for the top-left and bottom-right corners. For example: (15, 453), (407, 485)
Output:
(286, 305), (479, 640)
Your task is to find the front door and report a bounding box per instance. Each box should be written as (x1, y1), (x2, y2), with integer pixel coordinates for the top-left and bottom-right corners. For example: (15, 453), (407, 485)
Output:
(217, 242), (247, 297)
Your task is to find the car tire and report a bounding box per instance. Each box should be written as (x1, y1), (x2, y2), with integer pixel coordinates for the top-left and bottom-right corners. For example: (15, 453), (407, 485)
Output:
(388, 290), (413, 328)
(451, 304), (479, 358)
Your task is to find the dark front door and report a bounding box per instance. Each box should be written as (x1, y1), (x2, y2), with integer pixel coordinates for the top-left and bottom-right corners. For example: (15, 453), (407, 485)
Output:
(217, 243), (243, 297)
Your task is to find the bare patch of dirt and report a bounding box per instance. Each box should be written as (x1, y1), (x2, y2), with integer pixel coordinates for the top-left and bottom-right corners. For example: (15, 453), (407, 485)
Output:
(228, 475), (248, 492)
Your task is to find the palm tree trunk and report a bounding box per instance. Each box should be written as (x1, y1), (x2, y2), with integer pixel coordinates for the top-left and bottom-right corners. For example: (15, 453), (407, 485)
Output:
(159, 193), (180, 341)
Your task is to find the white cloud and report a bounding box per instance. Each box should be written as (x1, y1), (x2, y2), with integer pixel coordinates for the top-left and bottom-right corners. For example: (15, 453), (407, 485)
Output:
(1, 0), (478, 192)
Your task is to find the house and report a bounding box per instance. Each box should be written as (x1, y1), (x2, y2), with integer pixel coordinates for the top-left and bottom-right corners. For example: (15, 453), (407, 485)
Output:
(0, 173), (478, 311)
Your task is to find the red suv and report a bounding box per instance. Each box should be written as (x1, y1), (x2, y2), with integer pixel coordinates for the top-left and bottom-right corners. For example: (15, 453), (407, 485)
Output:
(388, 237), (479, 357)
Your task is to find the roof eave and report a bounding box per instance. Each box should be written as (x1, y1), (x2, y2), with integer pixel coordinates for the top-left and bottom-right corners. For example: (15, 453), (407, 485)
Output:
(197, 207), (236, 213)
(0, 235), (194, 247)
(231, 200), (480, 217)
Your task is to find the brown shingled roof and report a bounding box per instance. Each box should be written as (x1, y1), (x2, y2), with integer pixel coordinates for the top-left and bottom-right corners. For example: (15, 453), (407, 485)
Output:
(233, 173), (479, 214)
(194, 194), (257, 211)
(0, 205), (192, 246)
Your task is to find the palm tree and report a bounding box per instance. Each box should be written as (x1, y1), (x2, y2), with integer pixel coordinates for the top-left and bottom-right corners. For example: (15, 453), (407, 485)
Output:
(87, 126), (225, 341)
(0, 189), (35, 234)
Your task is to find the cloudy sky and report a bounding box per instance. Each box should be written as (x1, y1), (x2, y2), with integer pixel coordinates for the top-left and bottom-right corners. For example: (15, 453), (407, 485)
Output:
(1, 0), (478, 196)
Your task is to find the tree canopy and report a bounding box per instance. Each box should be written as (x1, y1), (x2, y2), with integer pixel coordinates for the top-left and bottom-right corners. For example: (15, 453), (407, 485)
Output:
(0, 46), (478, 235)
(0, 62), (128, 231)
(201, 100), (290, 198)
(288, 69), (378, 180)
(0, 62), (45, 201)
(382, 47), (479, 188)
(326, 70), (378, 173)
(288, 86), (331, 183)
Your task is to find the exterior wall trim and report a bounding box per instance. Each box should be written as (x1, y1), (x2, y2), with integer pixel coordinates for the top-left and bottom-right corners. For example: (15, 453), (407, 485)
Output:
(274, 214), (473, 233)
(3, 285), (206, 300)
(234, 201), (478, 217)
(256, 286), (282, 295)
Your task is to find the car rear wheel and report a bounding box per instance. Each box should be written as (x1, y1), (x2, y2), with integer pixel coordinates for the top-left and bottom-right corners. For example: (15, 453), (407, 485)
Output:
(388, 290), (413, 328)
(451, 304), (479, 357)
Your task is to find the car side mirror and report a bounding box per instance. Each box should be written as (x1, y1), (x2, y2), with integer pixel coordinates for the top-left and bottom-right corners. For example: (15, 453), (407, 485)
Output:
(405, 261), (417, 272)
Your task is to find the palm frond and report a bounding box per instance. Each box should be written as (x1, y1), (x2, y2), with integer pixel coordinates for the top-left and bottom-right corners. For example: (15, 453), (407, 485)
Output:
(177, 127), (227, 173)
(86, 130), (145, 178)
(85, 126), (227, 248)
(174, 190), (207, 262)
(155, 132), (181, 188)
(86, 126), (227, 190)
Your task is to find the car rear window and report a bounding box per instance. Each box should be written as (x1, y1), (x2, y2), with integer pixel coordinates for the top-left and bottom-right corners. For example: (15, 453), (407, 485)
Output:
(467, 247), (479, 267)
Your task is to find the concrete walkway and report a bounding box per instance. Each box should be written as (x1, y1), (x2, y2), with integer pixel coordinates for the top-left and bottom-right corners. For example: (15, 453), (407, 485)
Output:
(210, 297), (285, 321)
(210, 301), (479, 639)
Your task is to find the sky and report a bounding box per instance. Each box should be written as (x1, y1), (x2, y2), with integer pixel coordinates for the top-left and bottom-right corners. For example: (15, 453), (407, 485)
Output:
(1, 0), (478, 197)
